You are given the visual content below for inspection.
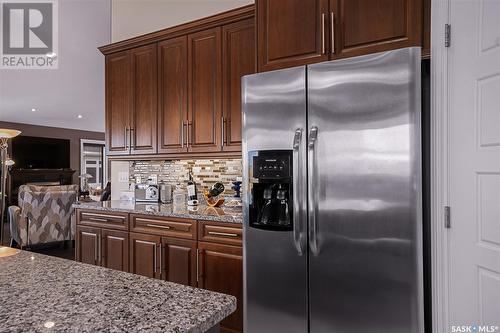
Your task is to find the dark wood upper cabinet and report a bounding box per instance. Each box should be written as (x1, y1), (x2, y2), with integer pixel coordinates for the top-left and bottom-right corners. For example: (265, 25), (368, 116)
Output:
(331, 0), (422, 59)
(256, 0), (425, 72)
(198, 242), (243, 333)
(161, 237), (197, 287)
(222, 18), (255, 152)
(129, 233), (161, 279)
(158, 37), (188, 154)
(101, 229), (129, 272)
(257, 0), (329, 72)
(105, 51), (131, 155)
(130, 44), (158, 155)
(187, 28), (222, 153)
(102, 7), (255, 157)
(422, 0), (430, 58)
(76, 225), (100, 266)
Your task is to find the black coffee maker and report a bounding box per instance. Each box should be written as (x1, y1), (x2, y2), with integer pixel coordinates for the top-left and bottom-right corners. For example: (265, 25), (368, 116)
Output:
(248, 150), (292, 231)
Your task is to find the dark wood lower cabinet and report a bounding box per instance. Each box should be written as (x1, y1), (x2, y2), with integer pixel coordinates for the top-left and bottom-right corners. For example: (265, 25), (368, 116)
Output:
(162, 237), (197, 287)
(101, 229), (129, 272)
(76, 225), (100, 266)
(76, 211), (243, 333)
(129, 232), (161, 279)
(198, 241), (243, 333)
(76, 226), (129, 272)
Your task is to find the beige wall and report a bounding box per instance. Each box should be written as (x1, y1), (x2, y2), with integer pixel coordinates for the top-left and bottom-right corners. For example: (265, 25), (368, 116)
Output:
(111, 0), (253, 42)
(0, 121), (104, 184)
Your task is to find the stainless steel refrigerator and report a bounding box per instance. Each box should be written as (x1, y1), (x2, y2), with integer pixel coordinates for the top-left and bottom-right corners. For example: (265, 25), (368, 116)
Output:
(242, 47), (424, 333)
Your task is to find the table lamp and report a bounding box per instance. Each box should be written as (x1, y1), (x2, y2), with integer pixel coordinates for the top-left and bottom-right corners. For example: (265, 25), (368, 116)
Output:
(0, 129), (21, 246)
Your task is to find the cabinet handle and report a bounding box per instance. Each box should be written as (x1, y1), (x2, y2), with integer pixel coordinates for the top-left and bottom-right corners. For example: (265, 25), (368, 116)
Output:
(321, 13), (326, 55)
(186, 121), (190, 147)
(124, 127), (129, 149)
(159, 244), (163, 275)
(196, 249), (199, 283)
(153, 243), (157, 274)
(208, 231), (239, 238)
(92, 233), (98, 263)
(221, 117), (225, 147)
(88, 217), (107, 223)
(189, 122), (193, 147)
(83, 212), (124, 220)
(181, 122), (185, 148)
(130, 128), (135, 149)
(330, 12), (335, 54)
(98, 234), (102, 264)
(146, 223), (171, 230)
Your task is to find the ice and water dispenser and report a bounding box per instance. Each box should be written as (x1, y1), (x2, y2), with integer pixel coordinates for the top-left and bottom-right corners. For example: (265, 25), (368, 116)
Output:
(248, 150), (293, 231)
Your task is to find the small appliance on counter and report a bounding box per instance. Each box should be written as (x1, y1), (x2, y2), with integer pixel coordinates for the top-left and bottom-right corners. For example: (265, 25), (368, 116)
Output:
(159, 182), (172, 203)
(134, 183), (159, 202)
(173, 184), (186, 206)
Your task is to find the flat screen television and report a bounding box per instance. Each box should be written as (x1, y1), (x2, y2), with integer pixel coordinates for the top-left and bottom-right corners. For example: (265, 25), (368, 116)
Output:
(11, 136), (71, 169)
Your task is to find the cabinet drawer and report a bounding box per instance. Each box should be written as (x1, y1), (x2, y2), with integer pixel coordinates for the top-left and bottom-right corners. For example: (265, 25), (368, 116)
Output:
(198, 221), (242, 246)
(131, 214), (196, 240)
(77, 210), (129, 231)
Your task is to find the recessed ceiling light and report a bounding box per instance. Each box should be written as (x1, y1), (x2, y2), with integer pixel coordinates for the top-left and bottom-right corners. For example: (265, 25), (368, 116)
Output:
(77, 115), (83, 119)
(31, 108), (37, 112)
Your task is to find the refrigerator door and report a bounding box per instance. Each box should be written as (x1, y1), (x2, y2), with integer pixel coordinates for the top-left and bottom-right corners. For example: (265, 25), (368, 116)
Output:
(242, 67), (308, 333)
(307, 48), (423, 333)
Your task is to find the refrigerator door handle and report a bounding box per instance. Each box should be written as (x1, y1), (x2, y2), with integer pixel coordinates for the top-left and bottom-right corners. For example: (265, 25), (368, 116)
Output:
(292, 128), (305, 255)
(308, 126), (320, 255)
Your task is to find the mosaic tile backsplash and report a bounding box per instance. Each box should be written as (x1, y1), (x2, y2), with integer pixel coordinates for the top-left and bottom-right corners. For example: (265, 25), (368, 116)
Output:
(129, 159), (243, 196)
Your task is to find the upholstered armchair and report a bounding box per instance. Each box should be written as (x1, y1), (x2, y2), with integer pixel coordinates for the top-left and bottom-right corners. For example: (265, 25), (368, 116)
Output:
(8, 184), (78, 247)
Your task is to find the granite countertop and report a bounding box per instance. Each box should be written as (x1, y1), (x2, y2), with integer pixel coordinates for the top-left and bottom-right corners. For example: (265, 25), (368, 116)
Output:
(73, 200), (243, 224)
(0, 249), (236, 333)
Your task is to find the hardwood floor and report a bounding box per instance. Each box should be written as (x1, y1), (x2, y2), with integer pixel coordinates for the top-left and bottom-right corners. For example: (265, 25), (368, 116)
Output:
(2, 222), (74, 260)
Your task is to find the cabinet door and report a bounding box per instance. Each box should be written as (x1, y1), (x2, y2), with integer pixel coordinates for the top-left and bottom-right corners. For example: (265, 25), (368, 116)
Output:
(222, 19), (255, 152)
(422, 0), (430, 58)
(161, 237), (197, 287)
(257, 0), (329, 72)
(331, 0), (422, 59)
(130, 44), (158, 155)
(158, 36), (188, 154)
(76, 225), (101, 266)
(129, 233), (161, 279)
(101, 229), (129, 272)
(198, 242), (243, 333)
(187, 28), (222, 153)
(105, 51), (131, 155)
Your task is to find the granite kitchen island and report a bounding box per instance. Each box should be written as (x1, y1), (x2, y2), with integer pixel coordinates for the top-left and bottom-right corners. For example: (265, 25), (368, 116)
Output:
(0, 248), (236, 332)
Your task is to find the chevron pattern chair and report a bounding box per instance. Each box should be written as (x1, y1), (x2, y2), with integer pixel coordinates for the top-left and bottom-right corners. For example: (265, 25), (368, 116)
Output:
(8, 184), (78, 247)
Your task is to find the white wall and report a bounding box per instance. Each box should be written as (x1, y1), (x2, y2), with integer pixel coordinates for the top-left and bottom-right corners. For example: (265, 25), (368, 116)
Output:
(110, 160), (131, 200)
(111, 0), (253, 42)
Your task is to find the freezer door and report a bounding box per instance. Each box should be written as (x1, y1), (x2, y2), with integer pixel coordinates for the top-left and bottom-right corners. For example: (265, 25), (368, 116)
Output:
(307, 48), (423, 333)
(242, 66), (308, 333)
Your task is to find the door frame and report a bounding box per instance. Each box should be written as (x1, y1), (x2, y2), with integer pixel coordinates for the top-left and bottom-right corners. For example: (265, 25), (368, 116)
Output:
(430, 0), (451, 332)
(80, 139), (107, 188)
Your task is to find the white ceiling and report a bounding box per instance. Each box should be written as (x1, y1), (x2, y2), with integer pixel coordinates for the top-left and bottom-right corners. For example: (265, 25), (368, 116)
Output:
(0, 0), (254, 133)
(0, 0), (111, 132)
(112, 0), (253, 42)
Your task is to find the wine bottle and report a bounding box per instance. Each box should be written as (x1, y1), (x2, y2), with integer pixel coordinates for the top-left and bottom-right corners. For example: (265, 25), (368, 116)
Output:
(187, 172), (198, 206)
(209, 182), (225, 197)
